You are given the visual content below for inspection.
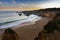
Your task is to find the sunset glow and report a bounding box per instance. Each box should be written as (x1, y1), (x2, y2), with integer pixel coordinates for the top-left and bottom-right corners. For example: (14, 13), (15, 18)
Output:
(0, 0), (60, 11)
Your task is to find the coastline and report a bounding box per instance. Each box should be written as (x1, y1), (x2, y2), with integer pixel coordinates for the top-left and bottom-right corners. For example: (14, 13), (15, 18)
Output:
(0, 17), (50, 40)
(12, 17), (50, 40)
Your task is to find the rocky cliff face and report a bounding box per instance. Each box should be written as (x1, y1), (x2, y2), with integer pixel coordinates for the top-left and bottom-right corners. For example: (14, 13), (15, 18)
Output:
(36, 30), (60, 40)
(22, 8), (59, 17)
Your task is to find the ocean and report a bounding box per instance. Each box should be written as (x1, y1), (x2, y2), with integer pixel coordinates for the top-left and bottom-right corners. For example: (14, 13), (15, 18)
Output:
(0, 11), (27, 24)
(0, 11), (42, 29)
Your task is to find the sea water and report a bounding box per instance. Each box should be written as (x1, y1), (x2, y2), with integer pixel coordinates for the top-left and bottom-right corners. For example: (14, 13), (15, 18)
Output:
(0, 11), (42, 29)
(0, 11), (28, 24)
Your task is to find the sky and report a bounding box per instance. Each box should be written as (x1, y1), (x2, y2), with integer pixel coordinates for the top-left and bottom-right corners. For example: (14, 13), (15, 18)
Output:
(0, 0), (60, 11)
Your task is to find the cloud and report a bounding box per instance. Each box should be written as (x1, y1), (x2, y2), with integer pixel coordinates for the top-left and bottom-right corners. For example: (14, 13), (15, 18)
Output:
(0, 1), (41, 8)
(12, 0), (16, 5)
(0, 0), (47, 9)
(0, 2), (2, 4)
(39, 1), (60, 8)
(1, 0), (60, 10)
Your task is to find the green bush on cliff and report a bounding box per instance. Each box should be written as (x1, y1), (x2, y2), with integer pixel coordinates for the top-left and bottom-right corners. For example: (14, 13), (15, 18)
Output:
(57, 24), (60, 31)
(44, 20), (60, 33)
(44, 21), (56, 33)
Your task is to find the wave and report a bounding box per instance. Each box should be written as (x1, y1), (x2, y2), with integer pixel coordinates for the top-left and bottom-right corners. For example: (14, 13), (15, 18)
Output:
(0, 14), (42, 29)
(0, 17), (28, 25)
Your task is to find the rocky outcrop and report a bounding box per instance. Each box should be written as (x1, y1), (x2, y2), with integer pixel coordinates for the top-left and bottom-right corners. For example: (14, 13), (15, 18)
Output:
(22, 8), (60, 17)
(36, 30), (60, 40)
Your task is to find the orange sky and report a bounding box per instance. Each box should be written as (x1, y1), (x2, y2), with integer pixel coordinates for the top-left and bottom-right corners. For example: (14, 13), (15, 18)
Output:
(0, 7), (41, 11)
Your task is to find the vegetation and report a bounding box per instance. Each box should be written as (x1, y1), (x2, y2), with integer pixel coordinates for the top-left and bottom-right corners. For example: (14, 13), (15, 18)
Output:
(44, 20), (60, 33)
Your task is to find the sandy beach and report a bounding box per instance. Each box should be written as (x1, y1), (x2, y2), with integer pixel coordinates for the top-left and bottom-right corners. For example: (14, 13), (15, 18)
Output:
(13, 17), (50, 40)
(0, 17), (50, 40)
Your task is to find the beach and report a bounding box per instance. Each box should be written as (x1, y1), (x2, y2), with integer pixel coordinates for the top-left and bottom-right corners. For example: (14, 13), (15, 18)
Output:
(0, 17), (50, 40)
(12, 17), (49, 40)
